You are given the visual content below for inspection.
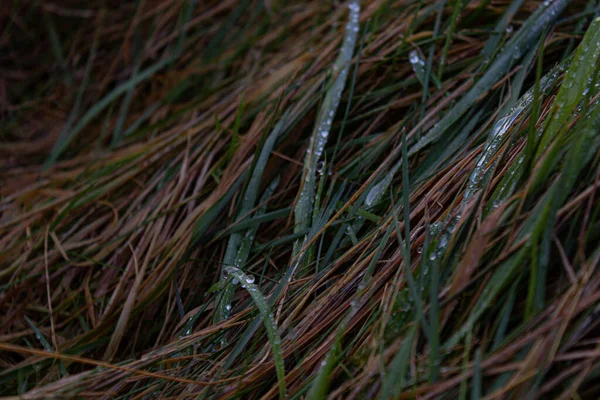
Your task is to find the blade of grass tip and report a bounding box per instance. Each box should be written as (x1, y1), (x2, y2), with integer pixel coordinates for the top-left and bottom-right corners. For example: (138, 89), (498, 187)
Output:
(24, 316), (67, 377)
(395, 0), (432, 67)
(224, 267), (285, 399)
(408, 49), (428, 91)
(379, 325), (417, 400)
(294, 0), (360, 253)
(409, 0), (569, 157)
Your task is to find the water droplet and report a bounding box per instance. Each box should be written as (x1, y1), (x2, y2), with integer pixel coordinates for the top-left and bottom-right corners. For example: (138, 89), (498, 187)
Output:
(512, 46), (521, 59)
(317, 160), (325, 175)
(409, 50), (420, 64)
(246, 275), (255, 284)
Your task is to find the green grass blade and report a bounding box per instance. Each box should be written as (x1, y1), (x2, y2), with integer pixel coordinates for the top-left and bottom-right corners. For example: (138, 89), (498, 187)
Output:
(409, 0), (569, 157)
(379, 325), (417, 400)
(535, 16), (600, 157)
(294, 0), (360, 246)
(224, 267), (286, 399)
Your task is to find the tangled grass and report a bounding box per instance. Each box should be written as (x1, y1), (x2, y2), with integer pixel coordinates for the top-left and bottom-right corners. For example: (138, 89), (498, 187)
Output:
(2, 0), (600, 398)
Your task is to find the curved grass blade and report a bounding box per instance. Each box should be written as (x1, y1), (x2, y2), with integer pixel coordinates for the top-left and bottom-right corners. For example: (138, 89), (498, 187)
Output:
(224, 267), (286, 399)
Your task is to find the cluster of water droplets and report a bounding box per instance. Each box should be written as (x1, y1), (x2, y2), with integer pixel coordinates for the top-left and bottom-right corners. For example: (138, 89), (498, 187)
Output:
(408, 49), (426, 79)
(224, 267), (286, 396)
(463, 106), (524, 202)
(225, 267), (255, 287)
(415, 215), (460, 281)
(221, 267), (255, 317)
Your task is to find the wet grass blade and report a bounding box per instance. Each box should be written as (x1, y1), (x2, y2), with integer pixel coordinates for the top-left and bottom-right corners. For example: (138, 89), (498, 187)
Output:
(224, 267), (286, 399)
(294, 0), (361, 249)
(410, 0), (569, 156)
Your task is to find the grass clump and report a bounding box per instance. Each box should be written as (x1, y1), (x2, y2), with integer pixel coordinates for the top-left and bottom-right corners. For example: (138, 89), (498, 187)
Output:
(1, 1), (600, 398)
